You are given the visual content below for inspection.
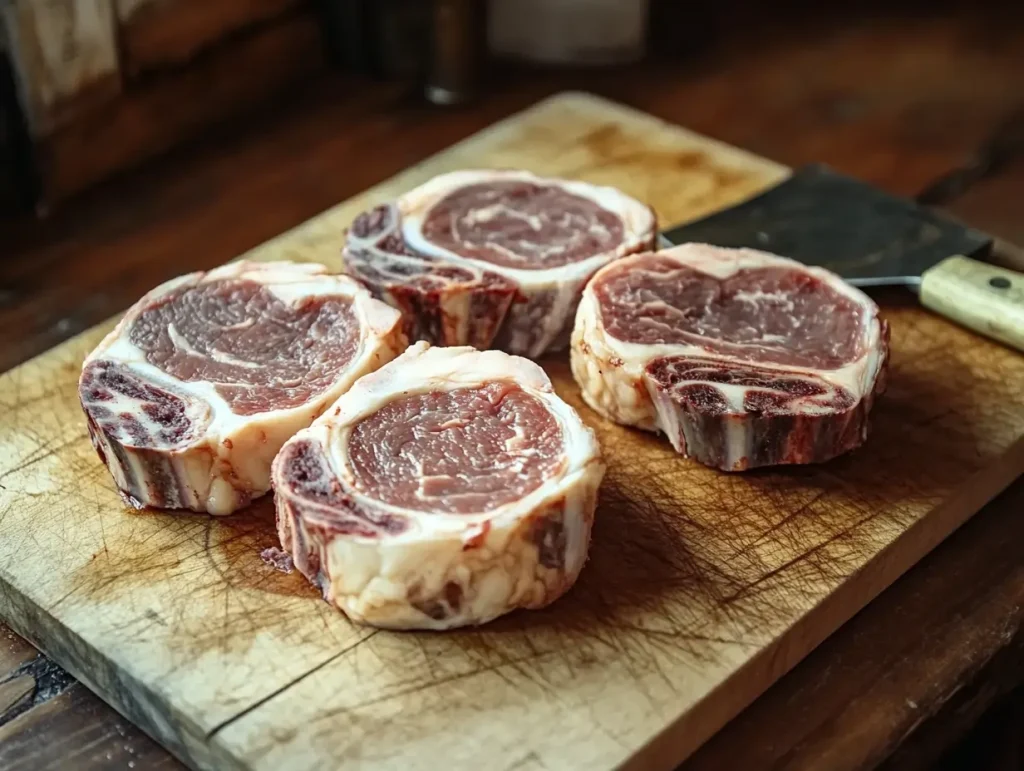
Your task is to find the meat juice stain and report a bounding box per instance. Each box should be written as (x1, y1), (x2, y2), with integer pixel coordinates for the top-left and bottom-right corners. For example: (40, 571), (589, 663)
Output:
(51, 495), (342, 664)
(206, 498), (319, 599)
(67, 498), (317, 609)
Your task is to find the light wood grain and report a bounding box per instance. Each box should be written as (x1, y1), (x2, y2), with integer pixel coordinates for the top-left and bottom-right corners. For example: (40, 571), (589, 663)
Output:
(920, 256), (1024, 353)
(0, 92), (1022, 771)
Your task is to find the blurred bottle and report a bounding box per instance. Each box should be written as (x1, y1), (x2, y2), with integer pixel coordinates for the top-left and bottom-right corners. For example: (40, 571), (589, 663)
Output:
(317, 0), (486, 106)
(315, 0), (371, 73)
(426, 0), (486, 105)
(487, 0), (649, 66)
(316, 0), (430, 78)
(372, 0), (431, 79)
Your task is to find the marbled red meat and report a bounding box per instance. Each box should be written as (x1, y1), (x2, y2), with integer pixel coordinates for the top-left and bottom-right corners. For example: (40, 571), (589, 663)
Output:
(419, 181), (626, 270)
(593, 255), (865, 369)
(572, 243), (889, 470)
(79, 261), (406, 515)
(347, 383), (564, 514)
(129, 279), (359, 415)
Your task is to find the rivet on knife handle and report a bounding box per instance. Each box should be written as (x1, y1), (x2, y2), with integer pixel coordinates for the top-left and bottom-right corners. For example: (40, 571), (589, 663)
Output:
(919, 256), (1024, 352)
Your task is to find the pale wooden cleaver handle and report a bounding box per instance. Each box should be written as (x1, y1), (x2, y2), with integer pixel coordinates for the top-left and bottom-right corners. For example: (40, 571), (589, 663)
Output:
(920, 256), (1024, 352)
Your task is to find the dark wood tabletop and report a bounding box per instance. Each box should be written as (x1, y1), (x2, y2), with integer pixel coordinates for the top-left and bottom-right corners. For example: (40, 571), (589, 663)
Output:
(1, 6), (1023, 770)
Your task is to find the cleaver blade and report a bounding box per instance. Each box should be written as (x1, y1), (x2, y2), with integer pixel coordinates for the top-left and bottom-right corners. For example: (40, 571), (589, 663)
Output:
(660, 164), (1024, 352)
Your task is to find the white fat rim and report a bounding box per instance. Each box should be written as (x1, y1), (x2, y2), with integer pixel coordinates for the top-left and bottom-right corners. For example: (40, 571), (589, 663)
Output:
(396, 169), (656, 289)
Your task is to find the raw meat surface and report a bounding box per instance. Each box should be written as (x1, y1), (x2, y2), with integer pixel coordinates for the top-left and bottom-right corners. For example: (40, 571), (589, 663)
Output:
(571, 243), (889, 470)
(272, 342), (605, 629)
(128, 278), (360, 414)
(347, 383), (564, 514)
(343, 170), (656, 357)
(419, 180), (626, 269)
(593, 254), (865, 369)
(80, 261), (407, 515)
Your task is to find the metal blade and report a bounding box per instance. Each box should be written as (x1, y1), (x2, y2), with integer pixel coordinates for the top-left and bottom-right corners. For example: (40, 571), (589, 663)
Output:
(657, 233), (923, 292)
(844, 274), (921, 290)
(660, 164), (993, 282)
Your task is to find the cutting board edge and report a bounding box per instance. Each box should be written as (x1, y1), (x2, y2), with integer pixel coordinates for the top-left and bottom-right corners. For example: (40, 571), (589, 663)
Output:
(0, 575), (236, 771)
(620, 432), (1024, 771)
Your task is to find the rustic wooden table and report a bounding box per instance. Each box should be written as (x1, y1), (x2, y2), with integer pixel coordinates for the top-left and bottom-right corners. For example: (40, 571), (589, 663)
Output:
(1, 8), (1023, 770)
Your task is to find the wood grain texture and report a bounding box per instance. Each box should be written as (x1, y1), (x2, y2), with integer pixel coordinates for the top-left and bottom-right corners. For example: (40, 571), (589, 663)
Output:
(683, 477), (1024, 771)
(0, 621), (39, 675)
(115, 0), (303, 78)
(919, 256), (1024, 352)
(0, 682), (185, 771)
(0, 92), (1022, 771)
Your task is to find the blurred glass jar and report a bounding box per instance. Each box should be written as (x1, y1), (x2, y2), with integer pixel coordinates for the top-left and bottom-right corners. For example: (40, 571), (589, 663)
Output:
(487, 0), (649, 66)
(427, 0), (487, 105)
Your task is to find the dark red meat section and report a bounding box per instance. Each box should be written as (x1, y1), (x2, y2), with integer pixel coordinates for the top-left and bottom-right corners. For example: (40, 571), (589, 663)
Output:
(80, 361), (199, 449)
(278, 438), (408, 538)
(79, 360), (211, 508)
(645, 355), (866, 470)
(344, 204), (518, 350)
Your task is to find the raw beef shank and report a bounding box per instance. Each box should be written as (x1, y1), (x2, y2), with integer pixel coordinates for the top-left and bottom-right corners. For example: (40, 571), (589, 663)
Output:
(572, 243), (889, 470)
(79, 261), (406, 515)
(272, 341), (605, 629)
(343, 169), (656, 358)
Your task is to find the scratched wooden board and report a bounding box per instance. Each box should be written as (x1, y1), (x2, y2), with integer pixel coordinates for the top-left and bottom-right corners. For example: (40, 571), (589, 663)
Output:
(1, 92), (1022, 771)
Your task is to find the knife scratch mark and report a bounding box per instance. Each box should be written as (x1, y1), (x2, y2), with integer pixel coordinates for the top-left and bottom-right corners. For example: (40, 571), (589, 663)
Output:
(204, 630), (381, 740)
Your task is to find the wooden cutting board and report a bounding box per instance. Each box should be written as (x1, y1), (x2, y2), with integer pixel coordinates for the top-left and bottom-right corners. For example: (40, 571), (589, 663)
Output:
(1, 92), (1022, 771)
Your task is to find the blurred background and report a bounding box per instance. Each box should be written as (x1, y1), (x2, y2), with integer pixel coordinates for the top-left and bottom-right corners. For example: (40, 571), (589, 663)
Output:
(0, 2), (1023, 770)
(2, 0), (1022, 357)
(0, 0), (1021, 215)
(2, 0), (685, 211)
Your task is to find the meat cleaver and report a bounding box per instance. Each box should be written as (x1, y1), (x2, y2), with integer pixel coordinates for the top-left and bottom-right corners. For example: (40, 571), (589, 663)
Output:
(660, 164), (1024, 352)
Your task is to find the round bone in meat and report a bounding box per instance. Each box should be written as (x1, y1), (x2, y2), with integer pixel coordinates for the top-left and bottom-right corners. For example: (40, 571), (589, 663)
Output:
(79, 261), (407, 515)
(571, 243), (890, 470)
(343, 169), (656, 358)
(271, 341), (605, 629)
